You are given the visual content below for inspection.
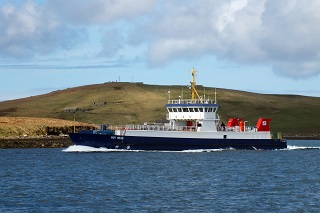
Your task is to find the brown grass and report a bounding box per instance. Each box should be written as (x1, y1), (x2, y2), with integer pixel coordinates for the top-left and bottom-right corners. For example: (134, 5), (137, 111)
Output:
(0, 117), (96, 138)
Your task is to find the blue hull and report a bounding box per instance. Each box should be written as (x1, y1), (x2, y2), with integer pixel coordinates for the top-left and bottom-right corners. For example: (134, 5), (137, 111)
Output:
(69, 133), (287, 150)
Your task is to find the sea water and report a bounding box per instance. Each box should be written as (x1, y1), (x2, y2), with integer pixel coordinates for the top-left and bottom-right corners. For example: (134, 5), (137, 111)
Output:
(0, 140), (319, 212)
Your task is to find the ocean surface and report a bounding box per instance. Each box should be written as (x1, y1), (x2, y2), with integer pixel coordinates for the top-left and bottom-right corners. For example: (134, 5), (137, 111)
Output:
(0, 140), (319, 213)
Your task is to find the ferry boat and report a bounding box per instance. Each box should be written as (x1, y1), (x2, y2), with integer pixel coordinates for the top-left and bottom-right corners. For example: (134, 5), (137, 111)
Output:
(69, 68), (287, 150)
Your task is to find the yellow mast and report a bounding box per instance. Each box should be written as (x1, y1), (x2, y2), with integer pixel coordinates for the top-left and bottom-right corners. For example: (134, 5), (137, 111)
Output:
(190, 67), (202, 102)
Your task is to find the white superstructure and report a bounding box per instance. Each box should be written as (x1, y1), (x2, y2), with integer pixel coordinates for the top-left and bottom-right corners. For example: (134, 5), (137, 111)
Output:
(113, 68), (275, 140)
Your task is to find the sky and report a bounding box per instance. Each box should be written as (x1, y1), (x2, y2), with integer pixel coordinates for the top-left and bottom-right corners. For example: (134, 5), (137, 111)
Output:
(1, 0), (320, 101)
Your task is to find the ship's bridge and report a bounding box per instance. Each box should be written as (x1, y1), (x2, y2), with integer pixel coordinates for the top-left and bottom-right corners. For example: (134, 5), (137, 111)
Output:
(164, 67), (220, 132)
(166, 99), (219, 121)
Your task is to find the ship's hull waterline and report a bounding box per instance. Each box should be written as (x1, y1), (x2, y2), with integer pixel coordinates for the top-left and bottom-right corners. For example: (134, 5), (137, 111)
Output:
(69, 133), (287, 151)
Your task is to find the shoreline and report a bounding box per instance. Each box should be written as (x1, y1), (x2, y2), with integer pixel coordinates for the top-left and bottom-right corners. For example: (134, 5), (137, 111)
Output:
(0, 136), (72, 149)
(284, 137), (320, 140)
(283, 134), (320, 140)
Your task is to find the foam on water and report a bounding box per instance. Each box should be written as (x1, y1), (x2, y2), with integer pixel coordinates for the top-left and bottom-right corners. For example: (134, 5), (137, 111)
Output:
(62, 145), (132, 152)
(286, 145), (320, 150)
(63, 144), (320, 153)
(63, 145), (236, 153)
(160, 149), (227, 153)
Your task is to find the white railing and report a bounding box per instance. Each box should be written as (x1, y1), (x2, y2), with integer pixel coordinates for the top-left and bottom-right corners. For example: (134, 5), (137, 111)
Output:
(168, 99), (214, 104)
(109, 124), (259, 132)
(110, 124), (198, 132)
(217, 126), (258, 132)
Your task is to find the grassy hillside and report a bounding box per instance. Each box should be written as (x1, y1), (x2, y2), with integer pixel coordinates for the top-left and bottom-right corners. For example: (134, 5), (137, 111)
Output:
(0, 117), (96, 138)
(1, 82), (320, 135)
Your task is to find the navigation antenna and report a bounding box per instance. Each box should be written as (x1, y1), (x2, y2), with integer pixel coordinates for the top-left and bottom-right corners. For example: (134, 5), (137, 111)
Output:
(215, 88), (217, 104)
(190, 67), (202, 102)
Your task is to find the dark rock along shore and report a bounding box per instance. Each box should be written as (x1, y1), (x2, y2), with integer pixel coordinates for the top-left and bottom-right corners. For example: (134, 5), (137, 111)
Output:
(0, 137), (72, 149)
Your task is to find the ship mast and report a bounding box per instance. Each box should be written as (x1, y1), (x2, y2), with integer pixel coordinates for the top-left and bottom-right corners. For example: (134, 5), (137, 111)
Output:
(190, 67), (202, 102)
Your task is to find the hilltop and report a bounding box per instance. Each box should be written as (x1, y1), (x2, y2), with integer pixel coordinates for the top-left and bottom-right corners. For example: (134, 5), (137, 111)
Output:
(0, 82), (320, 137)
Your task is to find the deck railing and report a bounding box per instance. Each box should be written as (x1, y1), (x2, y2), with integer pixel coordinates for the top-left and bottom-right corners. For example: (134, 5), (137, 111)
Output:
(168, 99), (214, 104)
(109, 124), (260, 132)
(217, 126), (259, 132)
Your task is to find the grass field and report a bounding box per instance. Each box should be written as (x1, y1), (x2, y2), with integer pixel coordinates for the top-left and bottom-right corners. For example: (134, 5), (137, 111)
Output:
(0, 82), (320, 136)
(0, 117), (96, 138)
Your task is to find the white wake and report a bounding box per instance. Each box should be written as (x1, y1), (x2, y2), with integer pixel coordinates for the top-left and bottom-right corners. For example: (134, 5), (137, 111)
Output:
(63, 145), (320, 153)
(286, 145), (320, 150)
(63, 145), (230, 153)
(62, 145), (133, 152)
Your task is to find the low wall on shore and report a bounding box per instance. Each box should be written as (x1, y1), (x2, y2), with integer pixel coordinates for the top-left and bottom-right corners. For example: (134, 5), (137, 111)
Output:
(0, 137), (72, 149)
(283, 133), (320, 140)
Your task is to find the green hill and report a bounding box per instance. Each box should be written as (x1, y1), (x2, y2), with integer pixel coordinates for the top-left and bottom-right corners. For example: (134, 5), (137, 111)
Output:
(1, 82), (320, 136)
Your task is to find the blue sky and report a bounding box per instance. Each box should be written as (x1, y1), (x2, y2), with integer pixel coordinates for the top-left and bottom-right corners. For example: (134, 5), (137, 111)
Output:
(1, 0), (320, 101)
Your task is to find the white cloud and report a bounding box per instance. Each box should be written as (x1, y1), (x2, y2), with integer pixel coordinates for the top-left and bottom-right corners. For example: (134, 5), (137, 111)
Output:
(0, 0), (320, 79)
(214, 0), (248, 32)
(99, 29), (124, 57)
(46, 0), (155, 24)
(0, 1), (86, 58)
(259, 0), (320, 78)
(133, 0), (320, 79)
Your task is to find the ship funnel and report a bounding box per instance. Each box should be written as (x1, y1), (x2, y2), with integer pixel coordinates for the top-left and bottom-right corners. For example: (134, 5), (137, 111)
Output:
(256, 118), (271, 131)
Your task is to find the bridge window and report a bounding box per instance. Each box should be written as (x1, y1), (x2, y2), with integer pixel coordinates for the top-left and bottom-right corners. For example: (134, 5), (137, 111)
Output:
(194, 108), (199, 112)
(208, 108), (213, 112)
(189, 108), (194, 112)
(183, 108), (188, 112)
(173, 108), (177, 112)
(168, 108), (173, 112)
(178, 108), (182, 112)
(199, 108), (203, 112)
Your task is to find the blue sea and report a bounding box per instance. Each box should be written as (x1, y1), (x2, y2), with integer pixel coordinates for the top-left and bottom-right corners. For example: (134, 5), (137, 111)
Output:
(0, 140), (319, 212)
